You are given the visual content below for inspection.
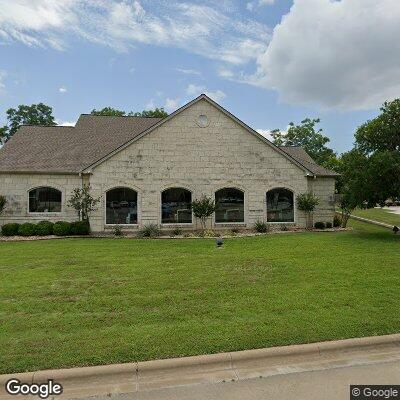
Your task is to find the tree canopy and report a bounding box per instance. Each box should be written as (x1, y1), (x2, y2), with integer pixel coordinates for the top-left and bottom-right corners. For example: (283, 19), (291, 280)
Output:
(0, 103), (56, 144)
(355, 99), (400, 153)
(271, 118), (338, 170)
(90, 107), (168, 118)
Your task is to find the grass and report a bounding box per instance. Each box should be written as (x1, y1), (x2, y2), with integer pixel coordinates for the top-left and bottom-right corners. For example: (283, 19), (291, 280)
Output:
(351, 207), (400, 226)
(1, 220), (399, 374)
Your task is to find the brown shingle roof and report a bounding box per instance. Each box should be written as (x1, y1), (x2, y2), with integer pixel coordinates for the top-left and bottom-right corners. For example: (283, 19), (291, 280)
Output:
(0, 110), (337, 177)
(279, 146), (339, 177)
(0, 115), (161, 173)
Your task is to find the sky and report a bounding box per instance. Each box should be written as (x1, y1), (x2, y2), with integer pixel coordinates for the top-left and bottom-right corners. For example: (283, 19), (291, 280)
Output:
(1, 0), (400, 154)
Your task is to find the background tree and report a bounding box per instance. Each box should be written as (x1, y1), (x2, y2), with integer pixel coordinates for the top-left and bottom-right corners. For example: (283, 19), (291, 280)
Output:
(296, 192), (319, 229)
(0, 103), (55, 144)
(339, 98), (400, 208)
(91, 107), (168, 118)
(67, 185), (100, 222)
(131, 108), (168, 118)
(191, 195), (217, 230)
(90, 107), (126, 117)
(271, 118), (338, 170)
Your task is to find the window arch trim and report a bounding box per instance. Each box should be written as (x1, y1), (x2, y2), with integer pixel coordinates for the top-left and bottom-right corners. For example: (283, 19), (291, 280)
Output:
(266, 187), (295, 223)
(28, 186), (63, 214)
(105, 186), (139, 226)
(161, 187), (193, 225)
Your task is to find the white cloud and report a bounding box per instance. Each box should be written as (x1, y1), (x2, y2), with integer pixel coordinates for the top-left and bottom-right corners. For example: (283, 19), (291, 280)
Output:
(186, 84), (205, 96)
(249, 0), (400, 110)
(256, 129), (273, 141)
(176, 68), (201, 76)
(56, 119), (76, 126)
(204, 90), (226, 103)
(259, 0), (276, 5)
(165, 98), (180, 112)
(58, 86), (67, 93)
(0, 1), (270, 66)
(145, 99), (156, 109)
(0, 70), (6, 93)
(185, 84), (226, 103)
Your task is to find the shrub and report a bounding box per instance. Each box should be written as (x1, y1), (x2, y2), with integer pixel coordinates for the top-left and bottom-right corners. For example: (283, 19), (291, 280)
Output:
(191, 195), (217, 230)
(70, 221), (90, 236)
(314, 221), (326, 229)
(333, 215), (341, 227)
(35, 220), (54, 236)
(172, 227), (183, 236)
(280, 224), (289, 231)
(203, 229), (217, 237)
(53, 221), (71, 236)
(1, 223), (20, 236)
(18, 223), (37, 236)
(297, 192), (320, 229)
(254, 220), (268, 233)
(113, 225), (123, 237)
(138, 224), (160, 238)
(326, 222), (333, 229)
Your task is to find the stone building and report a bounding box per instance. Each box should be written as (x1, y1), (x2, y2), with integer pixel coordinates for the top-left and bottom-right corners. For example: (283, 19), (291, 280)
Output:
(0, 94), (338, 231)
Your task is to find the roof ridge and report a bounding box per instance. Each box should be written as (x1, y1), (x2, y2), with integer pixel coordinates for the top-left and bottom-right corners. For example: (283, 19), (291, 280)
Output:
(79, 114), (162, 119)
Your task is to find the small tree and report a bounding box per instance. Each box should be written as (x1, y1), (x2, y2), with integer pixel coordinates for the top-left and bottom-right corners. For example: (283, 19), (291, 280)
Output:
(191, 195), (218, 230)
(297, 192), (319, 229)
(0, 195), (6, 214)
(67, 185), (100, 222)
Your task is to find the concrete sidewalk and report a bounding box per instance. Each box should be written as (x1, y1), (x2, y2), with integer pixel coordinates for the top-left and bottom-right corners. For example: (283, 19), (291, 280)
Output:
(93, 359), (400, 400)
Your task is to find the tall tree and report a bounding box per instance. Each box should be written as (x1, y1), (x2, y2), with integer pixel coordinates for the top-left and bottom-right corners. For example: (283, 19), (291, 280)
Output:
(91, 107), (168, 118)
(349, 98), (400, 206)
(131, 108), (168, 118)
(90, 107), (126, 117)
(0, 103), (55, 144)
(355, 99), (400, 153)
(271, 118), (337, 169)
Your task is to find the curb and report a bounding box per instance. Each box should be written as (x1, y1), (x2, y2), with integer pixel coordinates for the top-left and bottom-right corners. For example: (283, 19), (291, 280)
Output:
(1, 334), (400, 398)
(349, 214), (393, 229)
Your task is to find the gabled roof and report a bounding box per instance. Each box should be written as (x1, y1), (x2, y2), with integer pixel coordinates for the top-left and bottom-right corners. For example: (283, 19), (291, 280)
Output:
(279, 146), (339, 177)
(0, 94), (338, 177)
(0, 115), (161, 173)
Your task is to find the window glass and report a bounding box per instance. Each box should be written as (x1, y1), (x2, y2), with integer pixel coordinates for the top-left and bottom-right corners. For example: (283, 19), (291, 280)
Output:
(162, 188), (192, 223)
(215, 188), (244, 223)
(106, 188), (138, 224)
(266, 188), (294, 222)
(29, 187), (61, 212)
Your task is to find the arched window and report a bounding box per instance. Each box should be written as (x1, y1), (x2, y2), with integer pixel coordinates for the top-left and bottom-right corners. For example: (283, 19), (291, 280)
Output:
(266, 188), (294, 222)
(106, 188), (138, 224)
(162, 188), (192, 224)
(215, 188), (244, 223)
(29, 187), (62, 213)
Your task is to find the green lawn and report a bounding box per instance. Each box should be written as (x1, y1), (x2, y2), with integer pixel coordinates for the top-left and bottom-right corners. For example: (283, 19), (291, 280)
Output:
(351, 207), (400, 226)
(1, 220), (399, 374)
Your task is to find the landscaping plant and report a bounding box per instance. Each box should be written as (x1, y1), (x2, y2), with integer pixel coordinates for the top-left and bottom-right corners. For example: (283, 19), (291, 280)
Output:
(18, 223), (37, 237)
(297, 192), (320, 229)
(67, 185), (100, 222)
(314, 221), (326, 229)
(35, 220), (54, 236)
(70, 221), (90, 236)
(254, 220), (268, 233)
(1, 223), (20, 236)
(53, 221), (71, 236)
(138, 224), (160, 238)
(191, 195), (217, 230)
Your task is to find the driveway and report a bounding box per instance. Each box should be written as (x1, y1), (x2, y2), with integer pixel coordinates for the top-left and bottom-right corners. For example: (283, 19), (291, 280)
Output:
(383, 206), (400, 215)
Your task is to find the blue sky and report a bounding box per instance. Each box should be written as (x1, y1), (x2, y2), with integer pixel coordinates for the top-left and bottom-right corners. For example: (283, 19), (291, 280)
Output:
(1, 0), (399, 153)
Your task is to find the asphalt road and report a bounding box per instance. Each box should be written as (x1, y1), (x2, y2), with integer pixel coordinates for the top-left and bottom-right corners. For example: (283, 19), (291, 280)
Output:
(89, 359), (400, 400)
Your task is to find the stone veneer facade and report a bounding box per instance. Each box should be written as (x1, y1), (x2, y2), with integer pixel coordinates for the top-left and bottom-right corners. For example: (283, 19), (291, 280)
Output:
(0, 99), (336, 231)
